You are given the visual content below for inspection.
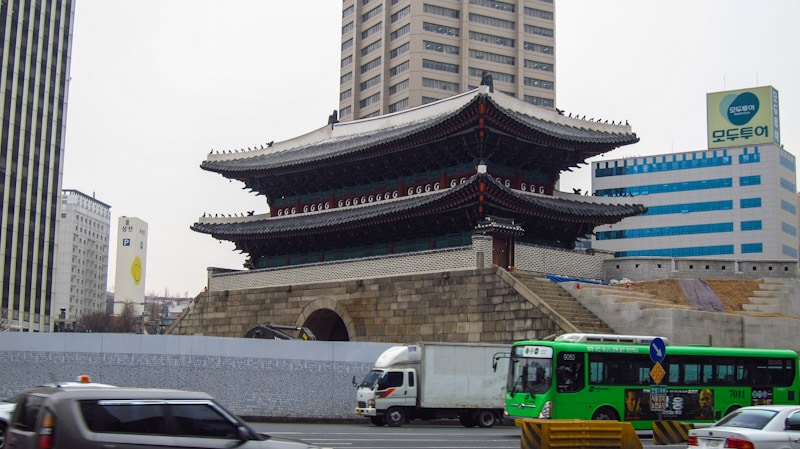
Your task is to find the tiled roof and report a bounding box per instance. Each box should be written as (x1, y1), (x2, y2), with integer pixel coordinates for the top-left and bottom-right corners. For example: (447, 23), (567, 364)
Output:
(200, 86), (638, 174)
(191, 172), (646, 238)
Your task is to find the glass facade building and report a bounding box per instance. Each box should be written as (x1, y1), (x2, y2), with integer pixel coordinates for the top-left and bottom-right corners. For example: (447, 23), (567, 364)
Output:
(1, 0), (75, 331)
(591, 144), (798, 260)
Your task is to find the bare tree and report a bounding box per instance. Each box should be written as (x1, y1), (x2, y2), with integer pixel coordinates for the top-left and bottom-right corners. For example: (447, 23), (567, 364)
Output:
(110, 302), (140, 333)
(75, 311), (112, 333)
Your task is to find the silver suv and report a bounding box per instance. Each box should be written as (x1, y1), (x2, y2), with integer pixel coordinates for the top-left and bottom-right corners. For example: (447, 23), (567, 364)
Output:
(7, 386), (319, 449)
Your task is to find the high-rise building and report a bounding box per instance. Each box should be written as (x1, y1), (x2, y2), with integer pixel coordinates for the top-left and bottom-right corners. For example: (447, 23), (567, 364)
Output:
(0, 1), (76, 332)
(591, 86), (796, 261)
(339, 0), (555, 121)
(113, 217), (148, 316)
(52, 190), (111, 322)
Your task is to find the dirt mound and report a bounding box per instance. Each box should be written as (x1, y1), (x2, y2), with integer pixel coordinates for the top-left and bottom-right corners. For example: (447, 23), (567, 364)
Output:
(627, 278), (763, 314)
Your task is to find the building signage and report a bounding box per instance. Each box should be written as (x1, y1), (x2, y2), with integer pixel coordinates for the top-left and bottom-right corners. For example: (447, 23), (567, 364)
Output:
(706, 86), (780, 149)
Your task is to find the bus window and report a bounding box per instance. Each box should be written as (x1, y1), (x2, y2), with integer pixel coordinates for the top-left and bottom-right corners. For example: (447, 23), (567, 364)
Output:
(556, 352), (583, 393)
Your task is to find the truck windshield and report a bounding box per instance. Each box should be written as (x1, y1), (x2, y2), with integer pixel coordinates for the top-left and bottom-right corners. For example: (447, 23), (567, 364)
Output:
(508, 355), (553, 395)
(359, 370), (384, 388)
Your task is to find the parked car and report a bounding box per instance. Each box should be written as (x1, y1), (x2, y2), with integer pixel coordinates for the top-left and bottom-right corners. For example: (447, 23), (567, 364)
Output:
(7, 384), (319, 449)
(687, 404), (800, 449)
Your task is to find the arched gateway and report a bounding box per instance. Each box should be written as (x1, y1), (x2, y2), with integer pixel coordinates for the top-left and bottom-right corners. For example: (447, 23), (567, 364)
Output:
(186, 85), (646, 340)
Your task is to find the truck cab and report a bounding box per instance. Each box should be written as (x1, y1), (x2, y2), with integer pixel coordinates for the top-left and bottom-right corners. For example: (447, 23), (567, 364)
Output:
(355, 346), (418, 426)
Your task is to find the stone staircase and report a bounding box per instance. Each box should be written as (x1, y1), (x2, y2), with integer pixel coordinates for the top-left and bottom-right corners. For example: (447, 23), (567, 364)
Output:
(511, 271), (615, 334)
(742, 279), (793, 314)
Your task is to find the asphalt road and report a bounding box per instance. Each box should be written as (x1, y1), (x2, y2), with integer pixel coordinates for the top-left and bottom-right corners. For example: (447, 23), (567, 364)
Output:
(250, 422), (688, 449)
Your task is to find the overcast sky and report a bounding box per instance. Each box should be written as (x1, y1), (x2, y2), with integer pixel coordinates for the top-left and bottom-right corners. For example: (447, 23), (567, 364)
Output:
(62, 1), (800, 298)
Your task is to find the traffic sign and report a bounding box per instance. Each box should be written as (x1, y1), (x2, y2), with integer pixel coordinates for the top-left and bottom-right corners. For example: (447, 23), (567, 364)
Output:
(650, 362), (666, 385)
(650, 385), (667, 411)
(649, 337), (666, 363)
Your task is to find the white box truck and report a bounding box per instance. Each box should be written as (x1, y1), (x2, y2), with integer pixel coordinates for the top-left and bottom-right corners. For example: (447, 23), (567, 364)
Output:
(354, 342), (510, 427)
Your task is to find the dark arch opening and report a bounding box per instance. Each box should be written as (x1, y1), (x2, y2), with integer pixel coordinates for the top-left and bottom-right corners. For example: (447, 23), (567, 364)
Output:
(303, 309), (349, 341)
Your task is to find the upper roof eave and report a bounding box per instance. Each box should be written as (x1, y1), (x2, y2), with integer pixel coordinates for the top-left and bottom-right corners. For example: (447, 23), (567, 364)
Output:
(200, 86), (639, 175)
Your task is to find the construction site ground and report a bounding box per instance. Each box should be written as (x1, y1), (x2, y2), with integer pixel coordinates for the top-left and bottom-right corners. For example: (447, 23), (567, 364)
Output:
(627, 278), (763, 314)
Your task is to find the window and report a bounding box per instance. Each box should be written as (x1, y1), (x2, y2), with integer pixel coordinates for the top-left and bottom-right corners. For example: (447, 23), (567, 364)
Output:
(524, 41), (553, 54)
(340, 72), (352, 85)
(388, 98), (409, 113)
(340, 106), (352, 117)
(470, 0), (515, 12)
(389, 60), (409, 77)
(469, 67), (514, 83)
(740, 175), (761, 186)
(362, 5), (382, 22)
(469, 31), (514, 47)
(341, 38), (353, 51)
(469, 13), (514, 30)
(391, 5), (411, 22)
(422, 77), (459, 92)
(423, 59), (459, 73)
(389, 79), (409, 95)
(362, 22), (382, 39)
(524, 7), (553, 20)
(359, 92), (381, 108)
(524, 77), (554, 90)
(340, 89), (352, 100)
(424, 40), (459, 54)
(524, 24), (553, 37)
(360, 56), (381, 74)
(423, 22), (459, 36)
(342, 21), (354, 34)
(80, 402), (166, 434)
(390, 42), (410, 58)
(361, 39), (382, 56)
(524, 59), (553, 71)
(379, 371), (405, 388)
(341, 55), (352, 68)
(170, 404), (237, 438)
(391, 23), (410, 40)
(360, 75), (381, 91)
(524, 95), (554, 108)
(470, 49), (514, 65)
(424, 4), (459, 18)
(343, 5), (354, 18)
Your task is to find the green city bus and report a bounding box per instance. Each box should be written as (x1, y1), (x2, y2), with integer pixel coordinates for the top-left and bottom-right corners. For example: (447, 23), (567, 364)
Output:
(503, 333), (800, 430)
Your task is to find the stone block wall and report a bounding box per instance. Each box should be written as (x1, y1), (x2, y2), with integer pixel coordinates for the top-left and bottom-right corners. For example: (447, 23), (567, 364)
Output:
(172, 268), (569, 344)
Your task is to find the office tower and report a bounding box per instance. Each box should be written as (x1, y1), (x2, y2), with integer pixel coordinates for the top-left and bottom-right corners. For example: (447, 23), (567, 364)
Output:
(113, 217), (148, 316)
(592, 87), (796, 261)
(0, 1), (76, 331)
(339, 0), (555, 121)
(52, 190), (111, 322)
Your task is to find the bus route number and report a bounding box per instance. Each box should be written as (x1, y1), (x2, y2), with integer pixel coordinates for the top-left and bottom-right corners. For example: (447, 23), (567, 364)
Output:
(729, 390), (745, 399)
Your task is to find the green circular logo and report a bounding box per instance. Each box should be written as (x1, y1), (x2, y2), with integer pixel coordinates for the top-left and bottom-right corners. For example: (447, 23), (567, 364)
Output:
(719, 92), (759, 126)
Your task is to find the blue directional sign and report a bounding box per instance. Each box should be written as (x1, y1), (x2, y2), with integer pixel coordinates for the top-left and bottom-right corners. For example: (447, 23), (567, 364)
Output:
(650, 337), (666, 363)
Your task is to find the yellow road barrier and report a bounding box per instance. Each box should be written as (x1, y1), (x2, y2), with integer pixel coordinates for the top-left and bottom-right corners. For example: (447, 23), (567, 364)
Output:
(652, 420), (693, 445)
(520, 419), (642, 449)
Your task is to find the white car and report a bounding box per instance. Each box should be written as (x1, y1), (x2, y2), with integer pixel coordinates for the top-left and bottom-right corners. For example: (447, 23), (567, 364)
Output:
(688, 405), (800, 449)
(0, 396), (17, 449)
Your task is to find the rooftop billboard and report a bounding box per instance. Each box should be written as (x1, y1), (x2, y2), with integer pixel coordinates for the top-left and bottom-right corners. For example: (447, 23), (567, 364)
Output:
(707, 86), (780, 149)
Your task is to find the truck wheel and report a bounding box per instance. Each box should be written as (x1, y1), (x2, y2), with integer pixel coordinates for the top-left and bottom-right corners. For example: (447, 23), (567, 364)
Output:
(459, 414), (477, 427)
(476, 410), (497, 428)
(384, 407), (406, 427)
(370, 416), (386, 426)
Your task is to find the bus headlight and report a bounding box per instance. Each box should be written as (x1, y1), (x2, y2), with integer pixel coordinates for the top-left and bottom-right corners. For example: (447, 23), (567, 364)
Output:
(538, 401), (552, 419)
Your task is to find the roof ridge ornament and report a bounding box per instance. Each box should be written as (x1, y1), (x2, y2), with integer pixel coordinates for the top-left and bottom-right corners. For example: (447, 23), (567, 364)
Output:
(480, 71), (494, 93)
